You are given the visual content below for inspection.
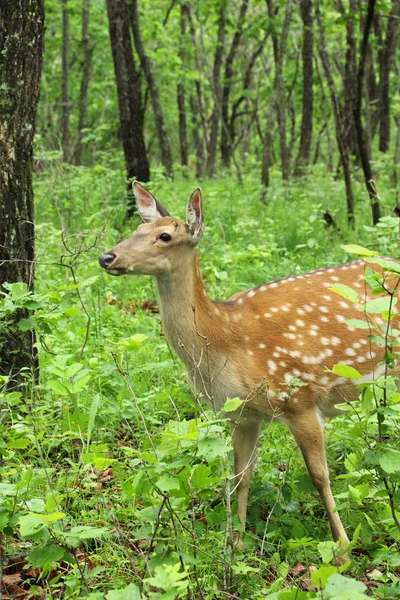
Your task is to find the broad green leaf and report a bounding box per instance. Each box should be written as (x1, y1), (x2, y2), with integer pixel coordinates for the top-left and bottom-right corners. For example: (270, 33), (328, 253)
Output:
(323, 574), (367, 599)
(47, 379), (70, 395)
(64, 525), (108, 540)
(116, 334), (148, 351)
(156, 475), (180, 492)
(310, 565), (338, 588)
(344, 318), (371, 329)
(341, 244), (377, 256)
(106, 583), (142, 600)
(65, 363), (84, 379)
(79, 275), (99, 288)
(329, 284), (359, 303)
(29, 511), (65, 522)
(18, 514), (49, 540)
(379, 449), (400, 473)
(331, 364), (362, 379)
(363, 296), (397, 314)
(7, 437), (31, 449)
(28, 544), (65, 567)
(222, 397), (243, 412)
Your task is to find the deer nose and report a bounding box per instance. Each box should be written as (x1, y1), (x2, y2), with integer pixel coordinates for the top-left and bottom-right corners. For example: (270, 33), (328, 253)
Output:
(99, 253), (116, 269)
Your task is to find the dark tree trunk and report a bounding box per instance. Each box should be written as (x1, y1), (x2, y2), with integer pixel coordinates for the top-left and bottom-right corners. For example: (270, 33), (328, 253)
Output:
(0, 0), (45, 386)
(378, 0), (400, 152)
(129, 0), (173, 177)
(229, 31), (269, 159)
(106, 0), (150, 217)
(61, 0), (71, 163)
(353, 0), (381, 225)
(295, 0), (313, 174)
(190, 94), (206, 178)
(343, 0), (358, 158)
(206, 4), (227, 175)
(74, 0), (93, 166)
(177, 3), (188, 166)
(262, 0), (293, 187)
(220, 0), (249, 167)
(186, 4), (209, 169)
(315, 0), (355, 227)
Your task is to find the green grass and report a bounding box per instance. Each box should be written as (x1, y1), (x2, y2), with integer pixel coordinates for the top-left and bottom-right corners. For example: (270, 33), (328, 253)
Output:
(2, 161), (400, 599)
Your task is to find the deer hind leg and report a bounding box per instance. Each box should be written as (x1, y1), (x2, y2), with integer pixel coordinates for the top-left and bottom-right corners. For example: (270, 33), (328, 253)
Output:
(230, 419), (262, 534)
(286, 410), (349, 546)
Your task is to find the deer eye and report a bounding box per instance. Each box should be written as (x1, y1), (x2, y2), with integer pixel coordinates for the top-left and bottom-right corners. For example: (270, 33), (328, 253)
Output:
(159, 233), (171, 242)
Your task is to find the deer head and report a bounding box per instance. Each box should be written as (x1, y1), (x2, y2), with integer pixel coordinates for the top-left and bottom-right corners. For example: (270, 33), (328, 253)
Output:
(99, 182), (204, 276)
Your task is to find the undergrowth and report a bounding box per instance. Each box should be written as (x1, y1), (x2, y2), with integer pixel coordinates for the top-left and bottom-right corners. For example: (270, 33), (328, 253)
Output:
(1, 160), (400, 599)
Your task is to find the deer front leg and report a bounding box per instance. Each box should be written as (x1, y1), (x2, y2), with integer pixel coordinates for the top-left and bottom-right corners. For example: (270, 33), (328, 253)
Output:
(230, 419), (261, 539)
(287, 411), (349, 552)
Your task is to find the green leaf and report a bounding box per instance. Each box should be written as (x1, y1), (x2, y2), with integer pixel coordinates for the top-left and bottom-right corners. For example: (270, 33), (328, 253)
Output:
(79, 276), (99, 288)
(47, 379), (69, 395)
(116, 334), (148, 351)
(310, 566), (338, 588)
(379, 449), (400, 473)
(28, 544), (65, 568)
(364, 296), (397, 314)
(222, 397), (244, 412)
(341, 244), (377, 256)
(323, 574), (367, 599)
(29, 511), (65, 522)
(64, 525), (108, 540)
(331, 364), (362, 379)
(344, 318), (371, 329)
(106, 583), (142, 600)
(87, 393), (100, 447)
(329, 284), (359, 303)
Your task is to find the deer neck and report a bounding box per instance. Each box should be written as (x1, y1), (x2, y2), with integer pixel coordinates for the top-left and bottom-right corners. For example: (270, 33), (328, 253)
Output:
(155, 251), (215, 365)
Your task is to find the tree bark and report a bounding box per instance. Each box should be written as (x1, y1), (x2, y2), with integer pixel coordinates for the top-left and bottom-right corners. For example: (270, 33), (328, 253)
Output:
(206, 3), (227, 175)
(129, 0), (173, 177)
(106, 0), (150, 217)
(295, 0), (314, 174)
(315, 0), (355, 227)
(74, 0), (93, 166)
(0, 0), (45, 386)
(343, 0), (358, 157)
(353, 0), (381, 225)
(177, 3), (188, 166)
(220, 0), (249, 166)
(61, 0), (71, 163)
(261, 0), (293, 187)
(378, 0), (400, 152)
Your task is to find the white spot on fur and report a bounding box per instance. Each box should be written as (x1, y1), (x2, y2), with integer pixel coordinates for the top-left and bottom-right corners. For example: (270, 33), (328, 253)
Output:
(345, 348), (356, 357)
(248, 350), (254, 356)
(238, 298), (243, 305)
(264, 313), (272, 318)
(284, 333), (296, 340)
(248, 290), (256, 297)
(323, 295), (332, 302)
(296, 308), (305, 316)
(339, 301), (349, 309)
(331, 336), (341, 346)
(259, 343), (266, 349)
(296, 319), (305, 327)
(336, 315), (346, 323)
(267, 360), (277, 373)
(320, 316), (329, 323)
(319, 306), (329, 313)
(271, 307), (279, 313)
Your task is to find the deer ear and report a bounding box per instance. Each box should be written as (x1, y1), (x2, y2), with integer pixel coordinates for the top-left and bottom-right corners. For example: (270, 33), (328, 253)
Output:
(132, 181), (170, 223)
(186, 188), (204, 245)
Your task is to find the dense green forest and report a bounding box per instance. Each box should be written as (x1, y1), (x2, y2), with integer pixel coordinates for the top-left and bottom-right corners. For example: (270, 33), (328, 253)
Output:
(1, 0), (400, 598)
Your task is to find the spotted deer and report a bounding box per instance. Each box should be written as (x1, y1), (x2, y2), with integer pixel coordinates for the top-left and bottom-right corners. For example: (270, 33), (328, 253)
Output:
(99, 182), (399, 551)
